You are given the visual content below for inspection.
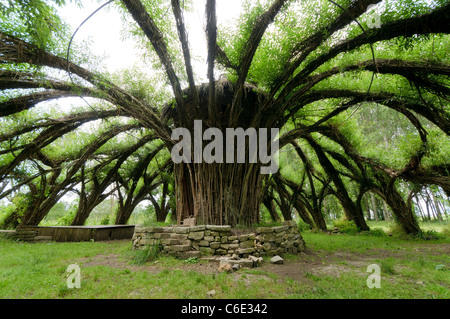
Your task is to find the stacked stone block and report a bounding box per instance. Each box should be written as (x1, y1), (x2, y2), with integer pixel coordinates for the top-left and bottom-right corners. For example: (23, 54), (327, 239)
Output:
(132, 221), (305, 259)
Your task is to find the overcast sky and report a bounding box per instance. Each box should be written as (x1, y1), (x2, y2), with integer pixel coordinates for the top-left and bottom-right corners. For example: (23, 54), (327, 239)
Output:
(58, 0), (243, 78)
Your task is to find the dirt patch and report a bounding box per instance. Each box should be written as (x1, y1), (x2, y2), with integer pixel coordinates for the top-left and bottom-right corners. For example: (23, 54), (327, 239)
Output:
(77, 247), (357, 284)
(81, 254), (125, 268)
(76, 243), (450, 284)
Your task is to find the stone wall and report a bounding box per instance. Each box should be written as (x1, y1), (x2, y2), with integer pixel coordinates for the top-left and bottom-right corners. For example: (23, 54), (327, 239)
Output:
(132, 221), (305, 259)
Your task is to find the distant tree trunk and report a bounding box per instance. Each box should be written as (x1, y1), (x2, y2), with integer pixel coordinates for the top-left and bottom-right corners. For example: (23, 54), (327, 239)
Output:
(375, 187), (421, 235)
(306, 134), (369, 231)
(423, 193), (432, 220)
(1, 210), (21, 229)
(273, 196), (292, 222)
(71, 183), (108, 226)
(430, 190), (443, 222)
(414, 196), (425, 221)
(262, 196), (281, 222)
(382, 200), (391, 221)
(370, 192), (379, 222)
(149, 181), (171, 223)
(291, 199), (314, 228)
(299, 197), (327, 231)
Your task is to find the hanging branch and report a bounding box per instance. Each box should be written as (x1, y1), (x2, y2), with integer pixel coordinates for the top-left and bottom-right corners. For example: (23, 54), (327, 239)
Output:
(0, 89), (104, 117)
(215, 43), (237, 70)
(171, 0), (199, 109)
(280, 3), (450, 98)
(272, 0), (382, 96)
(120, 0), (184, 109)
(229, 0), (289, 125)
(278, 58), (450, 113)
(206, 0), (217, 126)
(0, 31), (171, 143)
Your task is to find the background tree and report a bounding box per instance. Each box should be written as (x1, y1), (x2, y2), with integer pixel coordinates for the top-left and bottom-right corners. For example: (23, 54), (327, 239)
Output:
(0, 0), (449, 235)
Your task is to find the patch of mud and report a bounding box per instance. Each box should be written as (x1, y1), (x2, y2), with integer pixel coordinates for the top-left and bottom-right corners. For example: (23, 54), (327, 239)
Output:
(75, 243), (450, 284)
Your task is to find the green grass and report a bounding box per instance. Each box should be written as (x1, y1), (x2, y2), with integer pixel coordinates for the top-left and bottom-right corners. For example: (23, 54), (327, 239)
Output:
(0, 222), (448, 299)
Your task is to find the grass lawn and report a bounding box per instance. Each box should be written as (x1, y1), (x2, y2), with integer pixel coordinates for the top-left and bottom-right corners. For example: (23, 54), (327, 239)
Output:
(0, 221), (448, 299)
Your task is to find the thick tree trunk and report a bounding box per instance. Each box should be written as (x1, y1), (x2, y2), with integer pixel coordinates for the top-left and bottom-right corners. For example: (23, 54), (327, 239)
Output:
(166, 80), (274, 227)
(71, 190), (105, 226)
(175, 162), (262, 227)
(115, 202), (140, 224)
(375, 188), (421, 235)
(305, 134), (369, 231)
(262, 196), (281, 222)
(295, 194), (327, 230)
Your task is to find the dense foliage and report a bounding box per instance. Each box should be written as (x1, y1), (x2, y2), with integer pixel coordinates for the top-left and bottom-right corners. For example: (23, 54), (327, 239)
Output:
(0, 0), (449, 234)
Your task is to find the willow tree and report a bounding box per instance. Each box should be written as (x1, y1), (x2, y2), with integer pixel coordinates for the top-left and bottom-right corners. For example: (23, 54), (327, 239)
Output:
(1, 0), (449, 232)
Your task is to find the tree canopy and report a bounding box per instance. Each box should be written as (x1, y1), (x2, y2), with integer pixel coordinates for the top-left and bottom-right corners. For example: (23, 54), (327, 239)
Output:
(0, 0), (449, 234)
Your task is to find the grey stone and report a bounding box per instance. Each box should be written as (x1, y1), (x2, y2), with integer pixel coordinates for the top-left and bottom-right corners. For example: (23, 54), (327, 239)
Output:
(215, 248), (228, 255)
(177, 251), (202, 259)
(239, 234), (249, 241)
(139, 227), (164, 233)
(276, 232), (286, 238)
(188, 231), (204, 240)
(210, 242), (221, 249)
(282, 220), (297, 227)
(140, 238), (158, 246)
(249, 255), (264, 267)
(183, 218), (196, 227)
(161, 238), (179, 245)
(152, 233), (171, 239)
(263, 234), (276, 242)
(255, 227), (274, 234)
(199, 240), (210, 247)
(219, 258), (253, 269)
(166, 245), (190, 252)
(236, 248), (255, 255)
(232, 264), (242, 271)
(239, 240), (255, 249)
(170, 233), (188, 240)
(273, 226), (289, 233)
(206, 225), (231, 232)
(174, 227), (190, 234)
(270, 255), (284, 264)
(199, 247), (215, 256)
(190, 225), (206, 232)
